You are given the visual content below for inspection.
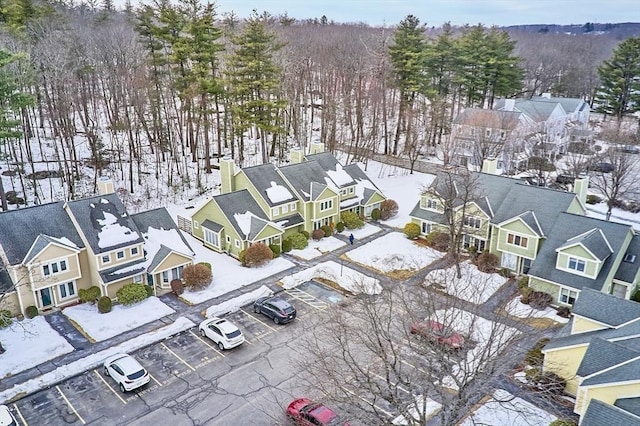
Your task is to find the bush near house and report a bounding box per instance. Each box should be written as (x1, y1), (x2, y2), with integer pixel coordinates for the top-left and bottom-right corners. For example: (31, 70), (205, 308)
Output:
(475, 251), (498, 273)
(79, 286), (101, 304)
(632, 290), (640, 303)
(269, 244), (281, 258)
(183, 264), (213, 289)
(321, 224), (332, 237)
(300, 230), (310, 240)
(98, 296), (112, 313)
(312, 229), (325, 241)
(282, 238), (292, 253)
(424, 231), (438, 246)
(370, 208), (381, 221)
(549, 419), (578, 426)
(199, 262), (212, 271)
(341, 211), (364, 229)
(25, 305), (38, 319)
(403, 222), (421, 239)
(432, 232), (451, 252)
(556, 306), (571, 318)
(379, 199), (399, 220)
(289, 232), (309, 250)
(243, 242), (274, 267)
(529, 291), (553, 310)
(116, 283), (149, 305)
(145, 285), (154, 297)
(0, 310), (12, 328)
(336, 222), (345, 233)
(517, 276), (529, 290)
(525, 338), (551, 366)
(535, 371), (566, 395)
(170, 279), (184, 295)
(586, 194), (601, 204)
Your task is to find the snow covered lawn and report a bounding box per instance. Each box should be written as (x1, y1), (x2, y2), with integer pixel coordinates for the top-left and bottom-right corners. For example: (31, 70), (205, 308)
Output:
(180, 232), (295, 305)
(205, 285), (273, 318)
(281, 261), (382, 295)
(424, 261), (508, 304)
(344, 232), (443, 275)
(505, 297), (570, 324)
(345, 223), (382, 240)
(0, 316), (74, 378)
(62, 296), (175, 342)
(461, 389), (557, 425)
(290, 236), (346, 260)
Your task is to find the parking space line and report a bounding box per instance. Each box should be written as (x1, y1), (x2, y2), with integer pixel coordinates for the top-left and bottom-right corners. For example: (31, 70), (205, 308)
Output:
(149, 373), (162, 387)
(401, 359), (429, 376)
(56, 385), (86, 424)
(12, 403), (27, 426)
(161, 342), (196, 371)
(240, 309), (278, 332)
(372, 373), (410, 395)
(94, 370), (127, 404)
(189, 330), (225, 357)
(342, 386), (394, 418)
(285, 288), (328, 310)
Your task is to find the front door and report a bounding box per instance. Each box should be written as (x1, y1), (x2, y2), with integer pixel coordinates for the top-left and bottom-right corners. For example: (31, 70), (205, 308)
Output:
(39, 288), (53, 309)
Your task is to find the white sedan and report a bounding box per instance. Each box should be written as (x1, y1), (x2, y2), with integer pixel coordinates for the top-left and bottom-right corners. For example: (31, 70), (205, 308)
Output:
(103, 353), (150, 393)
(198, 317), (245, 351)
(0, 405), (18, 426)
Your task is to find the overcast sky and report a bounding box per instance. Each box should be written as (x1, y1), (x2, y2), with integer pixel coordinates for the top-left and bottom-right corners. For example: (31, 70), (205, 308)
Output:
(209, 0), (639, 27)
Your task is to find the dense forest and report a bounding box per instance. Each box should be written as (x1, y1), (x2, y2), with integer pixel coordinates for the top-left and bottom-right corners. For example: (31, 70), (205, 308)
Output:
(0, 0), (637, 211)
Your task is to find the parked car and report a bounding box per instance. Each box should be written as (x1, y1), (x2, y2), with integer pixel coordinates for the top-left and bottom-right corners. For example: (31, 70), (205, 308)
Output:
(253, 296), (296, 324)
(588, 162), (614, 173)
(103, 353), (150, 393)
(616, 145), (640, 154)
(286, 398), (350, 426)
(198, 317), (245, 350)
(555, 174), (575, 185)
(0, 405), (18, 426)
(410, 320), (465, 350)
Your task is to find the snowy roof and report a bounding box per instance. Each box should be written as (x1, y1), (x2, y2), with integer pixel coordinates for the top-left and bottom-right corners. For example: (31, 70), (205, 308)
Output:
(279, 160), (333, 202)
(265, 181), (295, 204)
(23, 234), (81, 265)
(242, 163), (296, 206)
(213, 190), (270, 238)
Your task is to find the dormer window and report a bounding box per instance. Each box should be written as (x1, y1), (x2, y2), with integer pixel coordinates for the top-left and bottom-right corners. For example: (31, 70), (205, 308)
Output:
(427, 199), (438, 210)
(567, 257), (586, 272)
(623, 253), (636, 263)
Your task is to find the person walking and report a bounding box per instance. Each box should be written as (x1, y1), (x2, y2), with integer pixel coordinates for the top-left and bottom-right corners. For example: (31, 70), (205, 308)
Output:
(349, 233), (354, 245)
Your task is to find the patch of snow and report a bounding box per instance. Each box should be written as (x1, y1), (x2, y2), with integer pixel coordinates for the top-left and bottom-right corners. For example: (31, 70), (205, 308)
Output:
(424, 261), (507, 304)
(233, 211), (253, 237)
(265, 181), (294, 203)
(461, 389), (557, 425)
(0, 317), (195, 403)
(505, 297), (570, 323)
(50, 236), (79, 248)
(0, 316), (74, 378)
(205, 285), (273, 318)
(281, 261), (382, 295)
(290, 236), (347, 260)
(100, 198), (109, 204)
(392, 395), (441, 425)
(96, 212), (140, 248)
(62, 297), (175, 342)
(346, 223), (382, 240)
(326, 164), (354, 186)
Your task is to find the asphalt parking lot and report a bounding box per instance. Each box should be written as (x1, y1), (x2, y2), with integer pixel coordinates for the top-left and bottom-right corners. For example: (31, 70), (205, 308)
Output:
(7, 281), (346, 426)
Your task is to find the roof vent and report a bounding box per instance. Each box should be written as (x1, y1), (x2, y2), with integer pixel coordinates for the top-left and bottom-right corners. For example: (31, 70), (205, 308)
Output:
(623, 253), (636, 263)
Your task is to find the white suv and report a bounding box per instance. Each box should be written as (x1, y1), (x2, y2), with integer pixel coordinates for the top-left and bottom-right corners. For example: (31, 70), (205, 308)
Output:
(198, 317), (245, 350)
(103, 353), (150, 393)
(0, 405), (18, 426)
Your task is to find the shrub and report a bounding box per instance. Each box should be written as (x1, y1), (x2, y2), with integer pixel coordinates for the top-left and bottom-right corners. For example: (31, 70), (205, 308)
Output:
(269, 244), (281, 258)
(25, 305), (39, 319)
(520, 286), (533, 304)
(499, 267), (512, 278)
(424, 231), (439, 246)
(183, 263), (213, 289)
(79, 286), (101, 303)
(529, 291), (553, 310)
(370, 208), (381, 221)
(379, 199), (399, 220)
(199, 262), (212, 271)
(586, 194), (600, 204)
(557, 306), (571, 318)
(467, 245), (478, 255)
(116, 283), (149, 305)
(536, 371), (566, 395)
(98, 296), (112, 313)
(476, 252), (499, 273)
(549, 419), (577, 426)
(403, 222), (421, 239)
(300, 230), (310, 240)
(282, 238), (292, 253)
(632, 290), (640, 303)
(145, 285), (154, 297)
(289, 232), (309, 250)
(335, 222), (345, 233)
(525, 367), (542, 383)
(321, 225), (332, 237)
(432, 233), (451, 251)
(170, 279), (184, 295)
(341, 211), (364, 229)
(0, 310), (12, 328)
(525, 338), (550, 366)
(244, 242), (274, 267)
(238, 249), (247, 266)
(518, 276), (529, 290)
(312, 229), (325, 241)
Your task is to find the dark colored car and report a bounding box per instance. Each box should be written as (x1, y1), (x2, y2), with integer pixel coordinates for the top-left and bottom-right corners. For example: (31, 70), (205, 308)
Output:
(253, 297), (296, 324)
(616, 145), (640, 154)
(410, 320), (465, 350)
(286, 398), (350, 426)
(555, 174), (575, 185)
(588, 162), (614, 173)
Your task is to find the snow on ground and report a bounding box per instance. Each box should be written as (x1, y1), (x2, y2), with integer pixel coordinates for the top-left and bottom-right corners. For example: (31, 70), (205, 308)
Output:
(505, 297), (570, 324)
(461, 389), (557, 425)
(0, 317), (195, 403)
(586, 202), (640, 230)
(424, 261), (508, 304)
(345, 232), (443, 274)
(290, 236), (347, 260)
(179, 232), (295, 305)
(347, 223), (382, 239)
(0, 316), (74, 378)
(205, 285), (273, 318)
(281, 261), (381, 295)
(62, 297), (175, 342)
(391, 395), (442, 425)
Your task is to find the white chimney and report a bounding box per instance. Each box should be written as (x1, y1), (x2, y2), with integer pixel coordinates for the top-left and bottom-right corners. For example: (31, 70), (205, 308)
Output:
(541, 93), (551, 99)
(482, 158), (498, 175)
(97, 176), (114, 195)
(504, 99), (515, 111)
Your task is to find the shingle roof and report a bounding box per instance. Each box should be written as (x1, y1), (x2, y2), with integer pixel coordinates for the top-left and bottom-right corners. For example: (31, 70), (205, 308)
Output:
(0, 258), (13, 293)
(147, 245), (172, 272)
(531, 96), (584, 114)
(0, 201), (85, 265)
(201, 219), (223, 233)
(452, 108), (523, 130)
(342, 164), (383, 193)
(99, 259), (147, 284)
(495, 98), (561, 122)
(23, 234), (80, 264)
(615, 397), (640, 418)
(408, 202), (448, 225)
(543, 327), (607, 351)
(581, 399), (640, 426)
(279, 161), (333, 201)
(581, 357), (640, 387)
(576, 337), (640, 377)
(66, 193), (144, 254)
(130, 207), (194, 256)
(516, 211), (543, 236)
(212, 190), (269, 238)
(615, 234), (640, 283)
(273, 213), (304, 229)
(556, 229), (612, 261)
(242, 163), (296, 207)
(572, 288), (640, 327)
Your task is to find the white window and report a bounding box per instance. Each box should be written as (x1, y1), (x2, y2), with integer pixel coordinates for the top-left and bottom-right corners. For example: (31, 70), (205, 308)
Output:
(290, 202), (297, 211)
(42, 260), (68, 277)
(349, 187), (354, 194)
(568, 257), (586, 272)
(485, 129), (491, 137)
(463, 216), (481, 229)
(162, 271), (169, 283)
(131, 247), (139, 256)
(171, 265), (184, 280)
(193, 220), (199, 229)
(133, 274), (143, 283)
(559, 288), (578, 305)
(427, 199), (438, 210)
(204, 229), (219, 247)
(507, 233), (528, 248)
(58, 281), (76, 300)
(320, 200), (333, 211)
(117, 251), (125, 260)
(421, 222), (431, 234)
(271, 207), (278, 217)
(102, 254), (111, 264)
(341, 189), (347, 196)
(281, 204), (289, 214)
(235, 239), (241, 248)
(226, 236), (231, 244)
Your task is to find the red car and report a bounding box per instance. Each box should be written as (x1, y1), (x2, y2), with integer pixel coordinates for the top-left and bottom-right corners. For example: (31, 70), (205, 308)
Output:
(410, 320), (465, 350)
(286, 398), (350, 426)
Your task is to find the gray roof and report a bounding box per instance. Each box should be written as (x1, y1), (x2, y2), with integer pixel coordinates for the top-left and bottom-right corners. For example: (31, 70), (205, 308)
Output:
(573, 288), (640, 327)
(279, 161), (332, 202)
(147, 245), (172, 272)
(247, 215), (269, 241)
(581, 399), (640, 426)
(99, 259), (146, 284)
(342, 163), (383, 193)
(0, 201), (85, 265)
(530, 96), (584, 114)
(615, 397), (640, 418)
(242, 163), (296, 207)
(130, 207), (194, 256)
(0, 258), (13, 293)
(23, 234), (80, 264)
(615, 234), (640, 283)
(274, 213), (304, 229)
(581, 357), (640, 387)
(201, 219), (223, 233)
(495, 98), (561, 122)
(556, 229), (612, 262)
(576, 337), (640, 377)
(212, 189), (270, 238)
(408, 202), (448, 226)
(543, 327), (607, 351)
(66, 193), (144, 254)
(453, 108), (522, 130)
(527, 213), (631, 291)
(517, 211), (542, 236)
